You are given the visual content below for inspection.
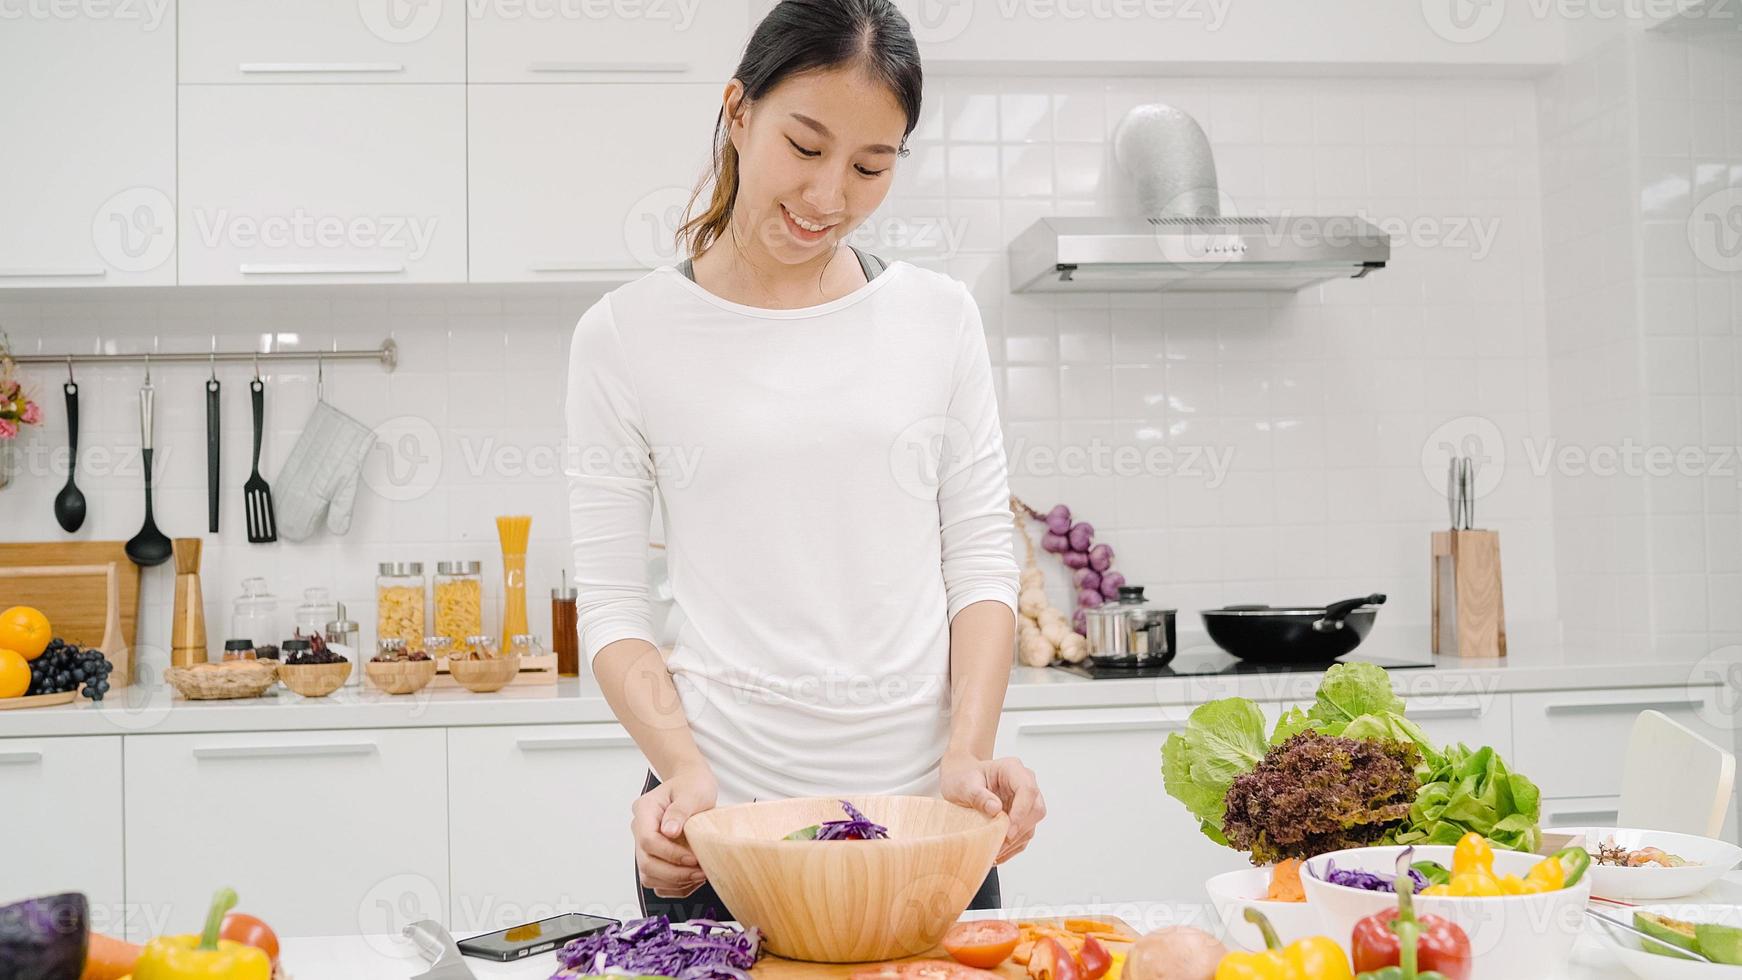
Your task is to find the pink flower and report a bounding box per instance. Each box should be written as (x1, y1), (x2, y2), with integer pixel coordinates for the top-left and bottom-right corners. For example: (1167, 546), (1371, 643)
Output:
(0, 418), (16, 440)
(20, 400), (39, 425)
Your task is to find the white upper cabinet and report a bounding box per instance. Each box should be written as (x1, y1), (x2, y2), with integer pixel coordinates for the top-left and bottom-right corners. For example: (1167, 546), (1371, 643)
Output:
(179, 85), (468, 285)
(468, 84), (719, 282)
(179, 0), (465, 83)
(0, 7), (176, 287)
(892, 0), (1565, 71)
(468, 0), (751, 82)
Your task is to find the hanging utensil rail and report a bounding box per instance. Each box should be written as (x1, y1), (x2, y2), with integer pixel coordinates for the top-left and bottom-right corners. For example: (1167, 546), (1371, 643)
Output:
(13, 339), (397, 371)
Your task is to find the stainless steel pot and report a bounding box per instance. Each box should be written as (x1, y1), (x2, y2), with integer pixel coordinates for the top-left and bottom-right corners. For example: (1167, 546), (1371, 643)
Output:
(1083, 586), (1177, 668)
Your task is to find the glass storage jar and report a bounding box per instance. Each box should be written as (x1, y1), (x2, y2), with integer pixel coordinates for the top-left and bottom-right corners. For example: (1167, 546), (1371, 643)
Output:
(229, 577), (278, 649)
(376, 562), (426, 651)
(433, 560), (483, 646)
(295, 587), (338, 641)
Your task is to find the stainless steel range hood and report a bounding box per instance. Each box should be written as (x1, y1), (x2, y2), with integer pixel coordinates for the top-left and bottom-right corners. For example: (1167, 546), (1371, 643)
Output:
(1009, 215), (1390, 293)
(1008, 104), (1391, 293)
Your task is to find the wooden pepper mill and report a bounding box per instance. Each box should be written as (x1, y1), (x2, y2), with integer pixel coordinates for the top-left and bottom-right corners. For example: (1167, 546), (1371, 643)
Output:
(1432, 458), (1506, 659)
(170, 538), (208, 666)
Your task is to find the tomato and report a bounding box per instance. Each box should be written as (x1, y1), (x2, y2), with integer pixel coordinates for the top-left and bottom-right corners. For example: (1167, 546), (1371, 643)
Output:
(942, 920), (1021, 969)
(1076, 936), (1111, 980)
(1028, 937), (1081, 980)
(849, 961), (1000, 979)
(221, 912), (280, 965)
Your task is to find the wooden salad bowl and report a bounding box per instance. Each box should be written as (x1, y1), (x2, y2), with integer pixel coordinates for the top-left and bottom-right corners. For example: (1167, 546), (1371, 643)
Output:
(277, 660), (351, 698)
(447, 653), (520, 693)
(684, 795), (1007, 963)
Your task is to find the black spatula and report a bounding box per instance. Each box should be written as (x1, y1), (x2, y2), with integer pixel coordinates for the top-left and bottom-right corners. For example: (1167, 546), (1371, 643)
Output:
(244, 376), (276, 543)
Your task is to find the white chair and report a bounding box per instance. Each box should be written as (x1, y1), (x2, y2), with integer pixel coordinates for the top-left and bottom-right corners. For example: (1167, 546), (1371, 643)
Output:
(1618, 710), (1737, 838)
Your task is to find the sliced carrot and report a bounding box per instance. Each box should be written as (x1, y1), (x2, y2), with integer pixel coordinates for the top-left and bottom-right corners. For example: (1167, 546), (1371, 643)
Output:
(81, 933), (143, 980)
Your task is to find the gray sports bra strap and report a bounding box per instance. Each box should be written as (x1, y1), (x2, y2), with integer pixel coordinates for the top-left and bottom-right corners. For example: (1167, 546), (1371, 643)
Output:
(676, 246), (886, 284)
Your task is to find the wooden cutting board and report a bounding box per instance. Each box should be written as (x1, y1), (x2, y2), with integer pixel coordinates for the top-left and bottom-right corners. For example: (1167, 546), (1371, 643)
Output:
(750, 916), (1138, 977)
(0, 541), (139, 655)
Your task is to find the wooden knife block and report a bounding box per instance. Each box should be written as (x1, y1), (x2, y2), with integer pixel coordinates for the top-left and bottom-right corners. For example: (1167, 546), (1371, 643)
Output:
(171, 539), (207, 667)
(1432, 529), (1506, 659)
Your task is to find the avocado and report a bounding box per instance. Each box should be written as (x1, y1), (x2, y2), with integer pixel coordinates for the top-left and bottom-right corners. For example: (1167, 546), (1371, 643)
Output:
(1695, 923), (1742, 966)
(783, 824), (820, 840)
(1634, 912), (1702, 960)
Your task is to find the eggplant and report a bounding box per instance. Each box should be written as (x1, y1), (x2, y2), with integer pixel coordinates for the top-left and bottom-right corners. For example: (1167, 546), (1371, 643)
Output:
(0, 892), (88, 980)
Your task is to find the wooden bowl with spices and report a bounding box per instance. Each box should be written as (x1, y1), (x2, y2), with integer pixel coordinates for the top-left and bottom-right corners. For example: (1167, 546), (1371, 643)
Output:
(448, 653), (520, 693)
(278, 660), (351, 698)
(365, 658), (436, 695)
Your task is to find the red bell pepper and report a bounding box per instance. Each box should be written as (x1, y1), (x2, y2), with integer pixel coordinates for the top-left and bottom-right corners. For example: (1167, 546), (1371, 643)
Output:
(1351, 850), (1473, 980)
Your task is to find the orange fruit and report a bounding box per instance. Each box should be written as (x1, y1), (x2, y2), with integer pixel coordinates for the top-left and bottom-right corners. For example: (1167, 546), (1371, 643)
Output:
(0, 649), (29, 698)
(0, 606), (51, 660)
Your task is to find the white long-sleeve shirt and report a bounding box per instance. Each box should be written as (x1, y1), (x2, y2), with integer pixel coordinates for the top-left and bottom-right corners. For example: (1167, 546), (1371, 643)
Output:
(563, 259), (1020, 805)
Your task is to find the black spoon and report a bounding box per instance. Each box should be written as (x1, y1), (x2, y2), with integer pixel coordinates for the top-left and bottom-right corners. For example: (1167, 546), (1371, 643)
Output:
(125, 368), (172, 567)
(53, 376), (86, 532)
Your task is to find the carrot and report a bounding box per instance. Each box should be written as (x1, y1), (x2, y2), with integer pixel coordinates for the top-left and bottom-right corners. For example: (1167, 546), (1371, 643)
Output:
(80, 932), (142, 980)
(1267, 858), (1307, 902)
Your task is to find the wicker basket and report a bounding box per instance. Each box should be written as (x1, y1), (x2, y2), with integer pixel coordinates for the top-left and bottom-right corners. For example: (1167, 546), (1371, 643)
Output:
(278, 660), (351, 698)
(165, 661), (279, 700)
(365, 658), (437, 695)
(448, 654), (520, 693)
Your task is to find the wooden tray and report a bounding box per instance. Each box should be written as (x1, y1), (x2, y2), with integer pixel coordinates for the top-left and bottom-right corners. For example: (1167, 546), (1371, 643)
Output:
(0, 691), (78, 711)
(750, 916), (1138, 977)
(0, 559), (130, 687)
(0, 541), (139, 656)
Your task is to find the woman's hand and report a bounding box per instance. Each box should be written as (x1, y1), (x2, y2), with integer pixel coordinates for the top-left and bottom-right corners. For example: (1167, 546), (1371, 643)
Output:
(939, 751), (1046, 864)
(632, 764), (719, 897)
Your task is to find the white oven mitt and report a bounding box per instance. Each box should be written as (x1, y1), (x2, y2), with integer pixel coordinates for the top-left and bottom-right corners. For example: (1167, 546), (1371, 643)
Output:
(276, 400), (376, 542)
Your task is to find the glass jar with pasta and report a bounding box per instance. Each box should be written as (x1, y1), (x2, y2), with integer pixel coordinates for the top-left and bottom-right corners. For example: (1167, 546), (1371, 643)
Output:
(375, 562), (426, 651)
(433, 560), (483, 645)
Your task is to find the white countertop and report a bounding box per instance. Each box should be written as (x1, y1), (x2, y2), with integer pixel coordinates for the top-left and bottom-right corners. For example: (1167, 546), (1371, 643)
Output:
(272, 891), (1731, 980)
(0, 640), (1724, 739)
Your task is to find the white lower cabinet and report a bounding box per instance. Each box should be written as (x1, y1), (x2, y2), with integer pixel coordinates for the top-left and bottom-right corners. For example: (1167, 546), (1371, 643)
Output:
(0, 738), (125, 928)
(1540, 796), (1624, 829)
(1513, 687), (1731, 800)
(122, 729), (448, 941)
(993, 706), (1249, 909)
(447, 724), (649, 931)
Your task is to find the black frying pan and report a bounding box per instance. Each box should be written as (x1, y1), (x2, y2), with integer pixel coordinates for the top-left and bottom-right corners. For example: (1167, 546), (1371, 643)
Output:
(1200, 593), (1387, 663)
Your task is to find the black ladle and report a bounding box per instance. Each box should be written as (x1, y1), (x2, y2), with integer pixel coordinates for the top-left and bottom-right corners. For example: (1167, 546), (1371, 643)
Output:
(125, 362), (172, 567)
(53, 363), (87, 532)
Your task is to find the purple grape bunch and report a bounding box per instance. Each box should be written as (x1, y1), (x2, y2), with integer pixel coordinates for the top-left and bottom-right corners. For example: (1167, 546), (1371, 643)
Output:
(1038, 503), (1125, 634)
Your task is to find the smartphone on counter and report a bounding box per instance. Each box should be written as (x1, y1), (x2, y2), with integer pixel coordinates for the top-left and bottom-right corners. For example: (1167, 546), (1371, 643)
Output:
(456, 912), (618, 961)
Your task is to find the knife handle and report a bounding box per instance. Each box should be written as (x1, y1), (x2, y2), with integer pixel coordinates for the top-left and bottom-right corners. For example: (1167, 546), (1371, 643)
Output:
(206, 379), (220, 533)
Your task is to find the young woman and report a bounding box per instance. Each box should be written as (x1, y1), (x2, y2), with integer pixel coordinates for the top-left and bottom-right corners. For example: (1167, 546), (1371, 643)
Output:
(564, 0), (1045, 923)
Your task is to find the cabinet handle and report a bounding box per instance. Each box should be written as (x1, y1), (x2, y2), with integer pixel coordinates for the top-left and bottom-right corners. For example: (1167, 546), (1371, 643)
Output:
(240, 263), (407, 276)
(516, 734), (638, 751)
(1544, 698), (1703, 716)
(527, 61), (691, 74)
(0, 268), (107, 279)
(0, 751), (43, 766)
(1407, 702), (1485, 720)
(1547, 810), (1619, 826)
(527, 262), (647, 274)
(193, 742), (380, 760)
(1015, 719), (1185, 737)
(239, 62), (406, 74)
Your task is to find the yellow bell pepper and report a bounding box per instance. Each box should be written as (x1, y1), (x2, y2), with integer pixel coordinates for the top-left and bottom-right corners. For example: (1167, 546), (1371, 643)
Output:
(1447, 872), (1503, 897)
(1524, 854), (1566, 892)
(133, 888), (270, 980)
(1452, 833), (1494, 877)
(1215, 908), (1353, 980)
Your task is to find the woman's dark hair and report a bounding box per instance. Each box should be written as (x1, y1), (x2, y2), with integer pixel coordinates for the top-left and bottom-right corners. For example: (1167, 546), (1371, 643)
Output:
(676, 0), (923, 259)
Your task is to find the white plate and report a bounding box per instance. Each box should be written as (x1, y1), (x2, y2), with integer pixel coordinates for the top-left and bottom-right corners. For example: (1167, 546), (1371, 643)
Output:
(1204, 867), (1321, 952)
(1560, 828), (1742, 901)
(1591, 902), (1742, 979)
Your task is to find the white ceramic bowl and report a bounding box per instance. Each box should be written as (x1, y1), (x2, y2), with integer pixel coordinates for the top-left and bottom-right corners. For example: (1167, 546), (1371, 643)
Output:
(1205, 868), (1323, 952)
(1557, 828), (1742, 901)
(1302, 844), (1592, 980)
(1591, 902), (1742, 980)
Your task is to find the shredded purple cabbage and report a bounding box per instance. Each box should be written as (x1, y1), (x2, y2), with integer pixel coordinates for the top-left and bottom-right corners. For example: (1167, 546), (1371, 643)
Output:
(551, 915), (761, 979)
(1316, 859), (1429, 894)
(813, 800), (890, 841)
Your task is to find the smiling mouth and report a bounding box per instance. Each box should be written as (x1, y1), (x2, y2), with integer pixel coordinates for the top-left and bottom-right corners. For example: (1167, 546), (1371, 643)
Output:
(781, 203), (836, 240)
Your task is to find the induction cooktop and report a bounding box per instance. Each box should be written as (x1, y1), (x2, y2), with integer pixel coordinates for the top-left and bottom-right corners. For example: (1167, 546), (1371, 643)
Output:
(1050, 650), (1434, 679)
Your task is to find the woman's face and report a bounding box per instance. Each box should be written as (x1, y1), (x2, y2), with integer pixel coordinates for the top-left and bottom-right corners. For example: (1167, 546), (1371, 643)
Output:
(724, 65), (907, 267)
